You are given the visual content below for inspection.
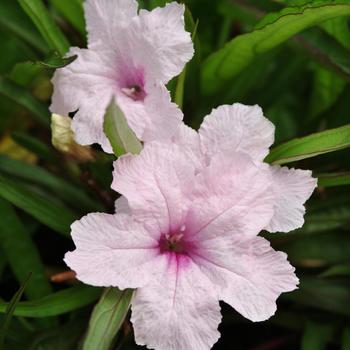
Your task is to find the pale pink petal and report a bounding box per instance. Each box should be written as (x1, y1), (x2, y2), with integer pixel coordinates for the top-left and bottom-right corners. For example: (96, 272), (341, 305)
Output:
(199, 104), (275, 162)
(265, 166), (317, 233)
(186, 152), (275, 238)
(112, 143), (195, 236)
(64, 213), (164, 289)
(84, 0), (138, 47)
(133, 3), (194, 82)
(114, 196), (130, 215)
(50, 47), (115, 152)
(191, 235), (298, 322)
(131, 259), (221, 350)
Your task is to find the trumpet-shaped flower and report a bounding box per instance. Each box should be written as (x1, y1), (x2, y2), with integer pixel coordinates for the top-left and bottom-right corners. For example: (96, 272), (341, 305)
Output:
(50, 0), (193, 152)
(65, 103), (317, 350)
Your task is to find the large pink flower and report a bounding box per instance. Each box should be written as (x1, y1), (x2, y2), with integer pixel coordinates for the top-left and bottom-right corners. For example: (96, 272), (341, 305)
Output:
(50, 0), (193, 152)
(65, 102), (317, 349)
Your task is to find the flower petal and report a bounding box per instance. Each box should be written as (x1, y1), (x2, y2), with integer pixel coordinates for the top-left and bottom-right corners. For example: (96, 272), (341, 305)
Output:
(192, 235), (298, 322)
(112, 143), (195, 236)
(134, 3), (194, 82)
(84, 0), (138, 47)
(131, 259), (221, 350)
(199, 104), (275, 162)
(64, 213), (163, 289)
(265, 166), (317, 233)
(186, 152), (275, 238)
(50, 47), (115, 152)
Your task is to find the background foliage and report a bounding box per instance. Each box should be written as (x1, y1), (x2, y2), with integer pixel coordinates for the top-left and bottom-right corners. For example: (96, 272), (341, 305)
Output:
(1, 0), (350, 349)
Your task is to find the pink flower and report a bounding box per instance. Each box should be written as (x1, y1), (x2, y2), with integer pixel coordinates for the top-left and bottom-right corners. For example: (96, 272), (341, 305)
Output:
(50, 0), (193, 152)
(65, 103), (316, 350)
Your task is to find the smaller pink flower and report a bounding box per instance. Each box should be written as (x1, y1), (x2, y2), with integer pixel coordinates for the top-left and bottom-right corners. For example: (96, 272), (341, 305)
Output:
(50, 0), (193, 152)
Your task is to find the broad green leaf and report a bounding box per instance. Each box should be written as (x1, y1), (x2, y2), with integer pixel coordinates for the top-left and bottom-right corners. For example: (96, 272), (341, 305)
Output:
(0, 198), (52, 300)
(0, 76), (50, 127)
(342, 327), (350, 350)
(0, 155), (102, 212)
(202, 1), (350, 94)
(318, 173), (350, 187)
(320, 263), (350, 278)
(0, 285), (101, 317)
(103, 99), (142, 157)
(322, 17), (350, 49)
(301, 321), (335, 350)
(18, 0), (70, 56)
(265, 124), (350, 164)
(0, 273), (31, 349)
(0, 174), (78, 236)
(0, 0), (47, 53)
(83, 288), (133, 350)
(50, 0), (86, 35)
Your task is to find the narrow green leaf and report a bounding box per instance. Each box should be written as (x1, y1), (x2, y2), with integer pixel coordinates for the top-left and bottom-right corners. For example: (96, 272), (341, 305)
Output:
(0, 155), (102, 212)
(0, 76), (50, 127)
(0, 0), (47, 53)
(202, 1), (350, 94)
(265, 124), (350, 164)
(83, 288), (133, 350)
(301, 321), (335, 350)
(37, 52), (77, 69)
(0, 174), (78, 236)
(0, 198), (52, 300)
(50, 0), (86, 36)
(103, 99), (142, 157)
(0, 285), (101, 317)
(318, 173), (350, 187)
(320, 263), (350, 278)
(342, 327), (350, 350)
(18, 0), (70, 56)
(0, 273), (31, 349)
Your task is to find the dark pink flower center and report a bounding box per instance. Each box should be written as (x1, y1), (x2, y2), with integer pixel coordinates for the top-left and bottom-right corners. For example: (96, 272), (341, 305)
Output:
(118, 65), (147, 101)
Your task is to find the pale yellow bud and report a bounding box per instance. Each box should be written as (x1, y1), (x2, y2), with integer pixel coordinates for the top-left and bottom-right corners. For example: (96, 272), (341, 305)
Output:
(51, 114), (94, 162)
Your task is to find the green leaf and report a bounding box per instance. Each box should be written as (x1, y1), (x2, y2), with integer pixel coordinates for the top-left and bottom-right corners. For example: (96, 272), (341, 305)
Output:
(0, 198), (52, 300)
(0, 174), (78, 236)
(103, 98), (142, 157)
(50, 0), (86, 36)
(0, 273), (31, 349)
(37, 52), (77, 69)
(18, 0), (70, 56)
(83, 288), (133, 350)
(318, 173), (350, 187)
(0, 0), (47, 53)
(342, 327), (350, 350)
(0, 285), (101, 317)
(0, 76), (50, 127)
(301, 321), (335, 350)
(0, 155), (102, 212)
(265, 124), (350, 164)
(320, 263), (350, 278)
(202, 1), (350, 94)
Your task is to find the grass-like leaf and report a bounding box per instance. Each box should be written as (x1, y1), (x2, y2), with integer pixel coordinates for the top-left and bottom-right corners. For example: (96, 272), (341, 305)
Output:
(318, 172), (350, 187)
(0, 285), (101, 317)
(265, 124), (350, 164)
(202, 1), (350, 94)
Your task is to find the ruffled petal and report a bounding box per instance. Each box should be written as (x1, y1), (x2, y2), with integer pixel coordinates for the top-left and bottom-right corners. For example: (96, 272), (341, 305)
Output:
(199, 104), (275, 162)
(192, 235), (298, 322)
(84, 0), (138, 47)
(64, 213), (163, 289)
(114, 196), (130, 215)
(50, 47), (115, 152)
(134, 3), (194, 82)
(265, 166), (317, 233)
(186, 152), (275, 238)
(131, 259), (221, 350)
(112, 143), (196, 236)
